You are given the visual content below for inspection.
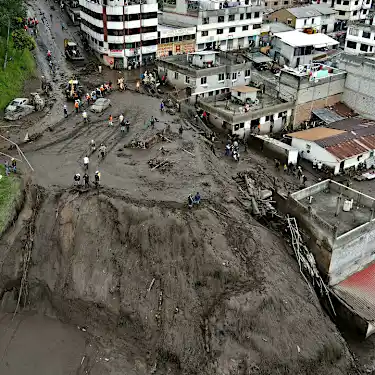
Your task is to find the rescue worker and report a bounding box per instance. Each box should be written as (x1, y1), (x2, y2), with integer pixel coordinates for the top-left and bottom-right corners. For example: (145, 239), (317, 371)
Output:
(119, 113), (124, 124)
(108, 114), (113, 127)
(83, 172), (89, 188)
(225, 143), (231, 156)
(125, 119), (130, 133)
(194, 192), (201, 205)
(86, 93), (91, 106)
(82, 110), (88, 123)
(83, 155), (89, 170)
(188, 194), (194, 209)
(98, 144), (106, 159)
(47, 50), (51, 60)
(63, 104), (68, 118)
(100, 85), (105, 96)
(74, 100), (79, 113)
(90, 139), (96, 152)
(94, 171), (100, 188)
(297, 166), (303, 179)
(317, 161), (323, 171)
(150, 116), (155, 129)
(160, 100), (164, 112)
(313, 158), (317, 169)
(91, 90), (97, 101)
(11, 158), (16, 173)
(73, 173), (81, 186)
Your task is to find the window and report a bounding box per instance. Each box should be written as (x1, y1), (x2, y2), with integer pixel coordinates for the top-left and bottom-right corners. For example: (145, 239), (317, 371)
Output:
(226, 73), (230, 79)
(343, 0), (349, 4)
(362, 31), (371, 38)
(273, 1), (278, 5)
(246, 13), (252, 19)
(202, 31), (208, 36)
(242, 25), (249, 31)
(174, 72), (179, 79)
(203, 17), (209, 24)
(185, 76), (190, 84)
(228, 14), (235, 21)
(370, 46), (374, 52)
(360, 43), (369, 52)
(284, 0), (288, 4)
(265, 115), (270, 121)
(253, 24), (261, 29)
(304, 19), (307, 25)
(355, 0), (358, 4)
(254, 12), (260, 17)
(312, 18), (315, 24)
(349, 27), (359, 36)
(240, 13), (244, 20)
(197, 43), (204, 50)
(339, 10), (345, 15)
(218, 16), (224, 22)
(336, 0), (341, 3)
(201, 77), (207, 85)
(217, 29), (223, 34)
(346, 40), (357, 49)
(245, 69), (250, 77)
(98, 41), (103, 47)
(208, 91), (213, 96)
(229, 27), (236, 32)
(218, 73), (225, 81)
(265, 2), (268, 6)
(239, 123), (244, 129)
(353, 10), (357, 15)
(232, 72), (237, 80)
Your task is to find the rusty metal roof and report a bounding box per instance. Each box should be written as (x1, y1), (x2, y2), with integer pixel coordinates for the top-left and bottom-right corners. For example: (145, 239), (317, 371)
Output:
(333, 261), (375, 325)
(330, 102), (358, 118)
(328, 118), (375, 132)
(286, 127), (345, 141)
(325, 140), (369, 160)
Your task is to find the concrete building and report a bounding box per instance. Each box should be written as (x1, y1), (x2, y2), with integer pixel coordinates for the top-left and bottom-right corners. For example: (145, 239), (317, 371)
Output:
(267, 5), (337, 34)
(271, 30), (339, 68)
(160, 0), (264, 52)
(197, 85), (295, 136)
(263, 0), (293, 10)
(337, 53), (375, 119)
(345, 15), (375, 53)
(79, 0), (158, 69)
(285, 118), (375, 173)
(157, 25), (196, 57)
(156, 50), (253, 101)
(282, 180), (375, 337)
(278, 64), (346, 125)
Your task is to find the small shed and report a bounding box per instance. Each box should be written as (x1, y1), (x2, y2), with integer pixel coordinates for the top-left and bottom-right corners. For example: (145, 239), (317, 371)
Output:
(232, 86), (259, 103)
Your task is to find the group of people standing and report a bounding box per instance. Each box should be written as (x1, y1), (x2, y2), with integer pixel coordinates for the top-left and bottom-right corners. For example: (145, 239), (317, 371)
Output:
(4, 159), (17, 176)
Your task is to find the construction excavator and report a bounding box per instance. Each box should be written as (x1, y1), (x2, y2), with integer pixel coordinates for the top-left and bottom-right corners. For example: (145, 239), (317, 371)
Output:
(65, 78), (83, 101)
(64, 39), (84, 61)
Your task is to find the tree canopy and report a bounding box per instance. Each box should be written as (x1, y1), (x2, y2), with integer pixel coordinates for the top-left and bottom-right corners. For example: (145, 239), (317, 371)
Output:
(0, 0), (26, 36)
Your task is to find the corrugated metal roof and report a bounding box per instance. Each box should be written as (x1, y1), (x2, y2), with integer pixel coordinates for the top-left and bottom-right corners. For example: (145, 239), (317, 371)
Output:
(331, 102), (358, 118)
(312, 5), (337, 15)
(325, 140), (368, 160)
(327, 117), (364, 131)
(287, 6), (322, 18)
(333, 262), (375, 324)
(312, 108), (344, 124)
(286, 127), (345, 141)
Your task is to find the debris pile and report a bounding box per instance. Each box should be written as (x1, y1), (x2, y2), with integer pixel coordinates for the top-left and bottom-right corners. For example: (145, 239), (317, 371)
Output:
(148, 158), (172, 172)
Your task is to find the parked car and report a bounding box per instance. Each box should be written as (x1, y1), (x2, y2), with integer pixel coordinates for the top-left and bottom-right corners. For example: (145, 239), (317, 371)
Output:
(5, 98), (29, 112)
(90, 98), (111, 113)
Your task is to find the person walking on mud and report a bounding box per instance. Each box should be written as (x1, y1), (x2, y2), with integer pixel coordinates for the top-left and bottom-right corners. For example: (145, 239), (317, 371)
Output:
(125, 119), (130, 133)
(119, 113), (124, 125)
(108, 114), (113, 127)
(150, 116), (155, 129)
(83, 155), (89, 171)
(179, 125), (183, 138)
(73, 173), (81, 186)
(94, 171), (100, 188)
(63, 104), (68, 118)
(82, 110), (88, 123)
(74, 100), (79, 114)
(83, 172), (89, 188)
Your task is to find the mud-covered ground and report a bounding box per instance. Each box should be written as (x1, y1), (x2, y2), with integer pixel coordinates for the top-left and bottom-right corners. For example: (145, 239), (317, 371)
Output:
(0, 0), (372, 374)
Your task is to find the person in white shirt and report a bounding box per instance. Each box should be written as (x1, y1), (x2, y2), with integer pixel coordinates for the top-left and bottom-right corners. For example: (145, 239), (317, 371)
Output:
(83, 156), (89, 170)
(119, 114), (124, 124)
(82, 111), (88, 123)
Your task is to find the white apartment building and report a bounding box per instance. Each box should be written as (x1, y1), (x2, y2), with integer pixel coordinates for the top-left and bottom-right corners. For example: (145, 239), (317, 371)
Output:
(345, 15), (375, 53)
(79, 0), (158, 69)
(312, 0), (372, 23)
(161, 0), (264, 52)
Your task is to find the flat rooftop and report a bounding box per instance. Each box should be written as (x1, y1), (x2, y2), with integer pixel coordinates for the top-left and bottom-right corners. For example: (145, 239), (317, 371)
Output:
(281, 63), (346, 79)
(274, 30), (339, 48)
(291, 180), (375, 237)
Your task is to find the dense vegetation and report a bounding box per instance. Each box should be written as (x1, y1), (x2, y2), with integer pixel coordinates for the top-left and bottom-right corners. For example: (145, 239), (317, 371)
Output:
(0, 0), (36, 110)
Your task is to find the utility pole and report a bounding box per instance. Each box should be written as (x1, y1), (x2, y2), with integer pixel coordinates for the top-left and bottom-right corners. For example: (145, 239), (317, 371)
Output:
(3, 18), (10, 70)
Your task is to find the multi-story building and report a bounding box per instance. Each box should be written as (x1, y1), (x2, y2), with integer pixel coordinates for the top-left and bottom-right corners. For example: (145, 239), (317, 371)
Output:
(312, 0), (372, 27)
(267, 5), (337, 34)
(156, 50), (253, 102)
(160, 0), (265, 52)
(157, 25), (196, 57)
(264, 0), (294, 11)
(345, 14), (375, 53)
(79, 0), (158, 69)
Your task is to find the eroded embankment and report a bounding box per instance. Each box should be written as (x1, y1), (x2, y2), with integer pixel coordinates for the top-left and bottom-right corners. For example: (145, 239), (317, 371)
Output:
(0, 186), (357, 375)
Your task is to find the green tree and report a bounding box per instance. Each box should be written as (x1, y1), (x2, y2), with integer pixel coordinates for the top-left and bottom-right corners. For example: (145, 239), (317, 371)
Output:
(12, 29), (36, 51)
(0, 0), (26, 36)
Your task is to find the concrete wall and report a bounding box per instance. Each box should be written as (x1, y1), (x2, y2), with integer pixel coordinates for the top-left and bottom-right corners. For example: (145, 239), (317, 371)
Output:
(338, 55), (375, 120)
(330, 219), (375, 285)
(295, 16), (322, 31)
(268, 9), (296, 27)
(291, 137), (339, 171)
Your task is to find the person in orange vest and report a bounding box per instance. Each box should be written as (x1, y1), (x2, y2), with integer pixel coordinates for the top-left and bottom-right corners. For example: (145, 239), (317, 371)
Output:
(257, 123), (261, 134)
(74, 100), (79, 113)
(108, 114), (113, 127)
(86, 93), (91, 106)
(100, 85), (105, 96)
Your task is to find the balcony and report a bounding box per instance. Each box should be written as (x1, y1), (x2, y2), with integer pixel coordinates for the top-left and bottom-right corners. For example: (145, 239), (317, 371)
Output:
(141, 31), (158, 40)
(141, 45), (157, 54)
(124, 4), (141, 14)
(141, 3), (158, 12)
(141, 18), (157, 27)
(80, 11), (104, 27)
(81, 23), (104, 40)
(107, 34), (125, 43)
(106, 6), (124, 15)
(80, 0), (102, 13)
(107, 21), (124, 30)
(125, 33), (141, 42)
(124, 20), (141, 28)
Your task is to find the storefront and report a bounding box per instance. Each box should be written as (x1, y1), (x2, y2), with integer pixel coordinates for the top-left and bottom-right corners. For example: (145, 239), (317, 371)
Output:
(157, 25), (196, 58)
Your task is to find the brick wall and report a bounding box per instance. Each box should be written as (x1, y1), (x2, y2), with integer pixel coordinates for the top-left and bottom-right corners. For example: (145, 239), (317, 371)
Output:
(294, 94), (342, 126)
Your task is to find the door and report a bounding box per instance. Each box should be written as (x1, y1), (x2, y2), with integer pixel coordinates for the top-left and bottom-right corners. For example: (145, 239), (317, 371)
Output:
(296, 57), (300, 67)
(227, 39), (233, 50)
